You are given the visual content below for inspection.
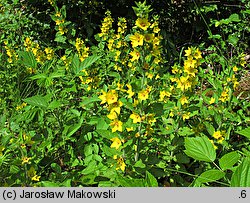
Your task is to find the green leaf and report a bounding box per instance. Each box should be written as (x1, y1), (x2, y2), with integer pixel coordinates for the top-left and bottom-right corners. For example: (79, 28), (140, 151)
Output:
(236, 127), (250, 139)
(81, 160), (98, 175)
(229, 13), (240, 22)
(18, 51), (37, 68)
(204, 122), (215, 136)
(48, 100), (61, 110)
(134, 159), (146, 168)
(96, 130), (114, 139)
(145, 171), (158, 187)
(184, 136), (216, 162)
(73, 54), (102, 75)
(231, 157), (250, 186)
(10, 165), (20, 174)
(81, 96), (101, 107)
(219, 151), (240, 170)
(51, 163), (61, 174)
(23, 95), (49, 108)
(228, 35), (239, 46)
(196, 169), (225, 185)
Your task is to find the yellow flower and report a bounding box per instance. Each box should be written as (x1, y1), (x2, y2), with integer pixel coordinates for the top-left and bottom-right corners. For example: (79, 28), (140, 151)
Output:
(138, 86), (151, 101)
(144, 33), (154, 43)
(213, 131), (223, 139)
(110, 120), (123, 132)
(129, 49), (140, 62)
(146, 114), (156, 125)
(135, 18), (150, 31)
(129, 33), (144, 48)
(106, 90), (118, 105)
(126, 127), (134, 132)
(130, 113), (141, 123)
(233, 66), (238, 72)
(209, 97), (215, 104)
(113, 155), (126, 172)
(179, 96), (189, 105)
(107, 111), (118, 120)
(159, 90), (171, 102)
(172, 65), (179, 74)
(194, 48), (202, 60)
(110, 137), (122, 150)
(219, 88), (229, 102)
(99, 90), (118, 105)
(184, 47), (192, 58)
(99, 90), (107, 104)
(176, 76), (192, 91)
(182, 112), (190, 120)
(108, 100), (123, 115)
(32, 175), (41, 182)
(22, 157), (31, 165)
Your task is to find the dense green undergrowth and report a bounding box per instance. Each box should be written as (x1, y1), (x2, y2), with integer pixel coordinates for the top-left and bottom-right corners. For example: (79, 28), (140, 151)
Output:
(0, 0), (250, 187)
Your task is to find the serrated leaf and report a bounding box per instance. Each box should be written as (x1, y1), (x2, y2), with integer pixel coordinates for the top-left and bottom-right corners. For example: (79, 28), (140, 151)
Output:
(231, 157), (250, 186)
(196, 169), (225, 184)
(23, 95), (49, 108)
(184, 136), (216, 162)
(236, 127), (250, 139)
(219, 151), (240, 170)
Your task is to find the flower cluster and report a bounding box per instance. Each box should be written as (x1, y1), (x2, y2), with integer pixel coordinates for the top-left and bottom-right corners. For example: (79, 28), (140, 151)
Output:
(75, 38), (90, 62)
(4, 41), (18, 64)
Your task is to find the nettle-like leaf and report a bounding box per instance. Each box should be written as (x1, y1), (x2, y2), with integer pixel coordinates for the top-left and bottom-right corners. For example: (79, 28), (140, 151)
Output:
(184, 136), (216, 162)
(231, 157), (250, 187)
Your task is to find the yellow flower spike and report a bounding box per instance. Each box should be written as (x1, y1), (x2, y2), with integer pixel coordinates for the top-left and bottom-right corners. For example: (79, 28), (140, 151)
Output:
(110, 137), (122, 150)
(110, 120), (123, 132)
(130, 112), (141, 123)
(129, 33), (144, 48)
(135, 18), (150, 31)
